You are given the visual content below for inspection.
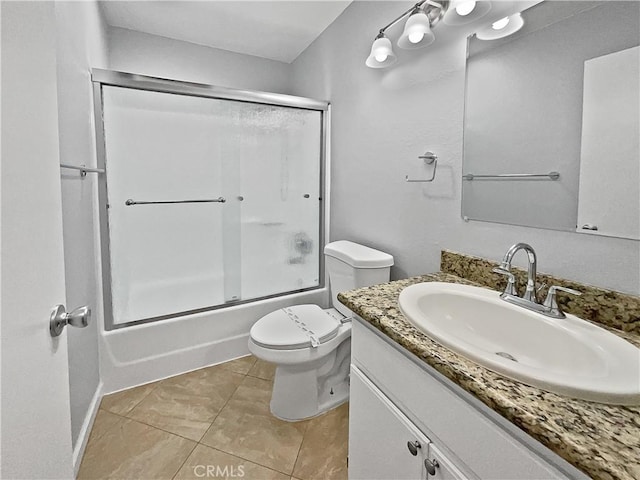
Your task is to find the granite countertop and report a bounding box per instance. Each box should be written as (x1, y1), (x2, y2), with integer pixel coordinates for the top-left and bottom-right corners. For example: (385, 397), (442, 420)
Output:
(338, 272), (640, 480)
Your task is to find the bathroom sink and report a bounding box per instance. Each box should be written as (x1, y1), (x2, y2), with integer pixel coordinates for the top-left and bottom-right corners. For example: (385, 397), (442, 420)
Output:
(398, 282), (640, 405)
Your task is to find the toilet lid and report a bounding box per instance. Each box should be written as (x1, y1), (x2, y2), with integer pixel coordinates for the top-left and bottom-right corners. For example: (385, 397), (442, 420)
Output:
(250, 305), (341, 350)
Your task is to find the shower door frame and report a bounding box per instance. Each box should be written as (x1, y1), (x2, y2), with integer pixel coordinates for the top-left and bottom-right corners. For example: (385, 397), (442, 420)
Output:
(91, 69), (330, 331)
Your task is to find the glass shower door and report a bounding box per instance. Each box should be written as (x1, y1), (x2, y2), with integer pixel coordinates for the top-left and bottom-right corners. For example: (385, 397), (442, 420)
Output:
(101, 85), (323, 327)
(237, 104), (322, 300)
(103, 87), (231, 325)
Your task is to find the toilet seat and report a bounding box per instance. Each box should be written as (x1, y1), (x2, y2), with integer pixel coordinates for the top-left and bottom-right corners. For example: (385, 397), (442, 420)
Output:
(250, 305), (343, 350)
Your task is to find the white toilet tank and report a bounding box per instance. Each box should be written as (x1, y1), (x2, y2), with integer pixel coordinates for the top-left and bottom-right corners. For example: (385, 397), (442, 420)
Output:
(324, 241), (394, 316)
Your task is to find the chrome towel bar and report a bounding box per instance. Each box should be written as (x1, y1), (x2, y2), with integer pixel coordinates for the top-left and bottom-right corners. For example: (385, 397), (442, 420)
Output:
(60, 163), (105, 176)
(125, 197), (226, 206)
(463, 171), (560, 181)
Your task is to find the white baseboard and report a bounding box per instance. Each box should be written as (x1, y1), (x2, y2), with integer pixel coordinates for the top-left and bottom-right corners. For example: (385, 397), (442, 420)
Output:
(72, 381), (104, 477)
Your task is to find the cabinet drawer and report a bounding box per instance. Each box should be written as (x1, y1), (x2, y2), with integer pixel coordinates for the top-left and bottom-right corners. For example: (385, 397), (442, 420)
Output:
(351, 320), (574, 480)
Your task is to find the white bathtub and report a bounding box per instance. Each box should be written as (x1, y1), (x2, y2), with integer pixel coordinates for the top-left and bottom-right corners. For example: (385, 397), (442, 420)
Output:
(100, 287), (329, 394)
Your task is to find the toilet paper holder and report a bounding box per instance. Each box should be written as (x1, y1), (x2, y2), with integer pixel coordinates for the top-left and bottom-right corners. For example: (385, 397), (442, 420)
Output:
(405, 151), (438, 183)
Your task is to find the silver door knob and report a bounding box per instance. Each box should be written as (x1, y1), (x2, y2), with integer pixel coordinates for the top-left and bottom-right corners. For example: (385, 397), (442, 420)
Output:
(425, 458), (440, 475)
(50, 304), (91, 337)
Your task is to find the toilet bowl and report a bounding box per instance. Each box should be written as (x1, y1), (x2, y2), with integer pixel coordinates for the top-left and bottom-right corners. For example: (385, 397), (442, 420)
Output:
(248, 241), (393, 421)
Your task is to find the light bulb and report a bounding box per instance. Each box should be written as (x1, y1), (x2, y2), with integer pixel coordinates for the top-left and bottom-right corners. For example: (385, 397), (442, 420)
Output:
(476, 13), (523, 40)
(455, 1), (476, 16)
(408, 32), (425, 44)
(492, 17), (510, 30)
(366, 35), (396, 68)
(398, 8), (433, 50)
(444, 0), (490, 26)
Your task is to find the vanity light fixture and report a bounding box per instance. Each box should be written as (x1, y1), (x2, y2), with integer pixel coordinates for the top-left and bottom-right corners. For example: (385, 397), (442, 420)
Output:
(366, 33), (397, 68)
(475, 12), (524, 40)
(366, 0), (449, 68)
(442, 0), (491, 26)
(398, 6), (435, 49)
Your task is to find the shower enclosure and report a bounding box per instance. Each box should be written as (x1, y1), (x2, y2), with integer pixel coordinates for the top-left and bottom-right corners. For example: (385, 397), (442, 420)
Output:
(92, 70), (328, 329)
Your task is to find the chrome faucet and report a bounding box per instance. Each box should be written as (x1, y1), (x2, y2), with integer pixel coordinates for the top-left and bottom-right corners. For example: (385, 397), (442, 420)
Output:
(493, 243), (581, 319)
(498, 242), (538, 302)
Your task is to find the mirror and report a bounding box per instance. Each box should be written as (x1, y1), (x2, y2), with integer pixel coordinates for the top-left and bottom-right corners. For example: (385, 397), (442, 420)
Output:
(462, 1), (639, 240)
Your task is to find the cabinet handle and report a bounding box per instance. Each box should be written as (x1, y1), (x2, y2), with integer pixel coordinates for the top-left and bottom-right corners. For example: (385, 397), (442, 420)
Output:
(407, 440), (422, 456)
(424, 459), (440, 476)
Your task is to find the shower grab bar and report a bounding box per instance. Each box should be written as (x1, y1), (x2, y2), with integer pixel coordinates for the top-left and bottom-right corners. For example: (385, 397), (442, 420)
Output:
(462, 171), (560, 181)
(125, 197), (226, 206)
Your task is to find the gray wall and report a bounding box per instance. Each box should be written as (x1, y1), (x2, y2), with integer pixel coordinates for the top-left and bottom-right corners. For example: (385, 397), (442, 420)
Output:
(55, 1), (108, 448)
(290, 1), (640, 295)
(107, 26), (293, 94)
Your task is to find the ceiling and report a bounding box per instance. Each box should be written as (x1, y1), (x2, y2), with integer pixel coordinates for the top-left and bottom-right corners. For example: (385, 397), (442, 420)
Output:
(100, 1), (352, 64)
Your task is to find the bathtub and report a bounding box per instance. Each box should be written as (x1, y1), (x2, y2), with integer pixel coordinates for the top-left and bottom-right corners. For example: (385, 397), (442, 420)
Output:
(100, 287), (329, 394)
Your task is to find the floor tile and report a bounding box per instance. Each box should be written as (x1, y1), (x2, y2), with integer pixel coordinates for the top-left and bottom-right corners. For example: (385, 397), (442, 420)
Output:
(216, 355), (257, 375)
(128, 366), (245, 441)
(86, 409), (124, 444)
(100, 382), (158, 416)
(77, 418), (196, 480)
(81, 356), (350, 480)
(293, 402), (349, 480)
(174, 444), (289, 480)
(200, 376), (307, 475)
(247, 359), (276, 381)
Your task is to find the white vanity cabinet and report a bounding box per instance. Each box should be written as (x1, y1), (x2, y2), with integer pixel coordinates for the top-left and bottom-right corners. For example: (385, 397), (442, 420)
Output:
(349, 366), (467, 480)
(349, 320), (589, 480)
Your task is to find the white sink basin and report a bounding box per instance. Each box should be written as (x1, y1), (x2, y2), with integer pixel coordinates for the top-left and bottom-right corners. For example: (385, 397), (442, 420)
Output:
(398, 282), (640, 405)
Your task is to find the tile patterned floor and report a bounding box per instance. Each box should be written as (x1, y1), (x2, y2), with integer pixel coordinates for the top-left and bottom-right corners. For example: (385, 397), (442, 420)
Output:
(78, 356), (349, 480)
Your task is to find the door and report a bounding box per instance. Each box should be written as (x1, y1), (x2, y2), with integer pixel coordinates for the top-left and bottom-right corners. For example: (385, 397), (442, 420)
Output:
(1, 2), (74, 478)
(349, 366), (430, 480)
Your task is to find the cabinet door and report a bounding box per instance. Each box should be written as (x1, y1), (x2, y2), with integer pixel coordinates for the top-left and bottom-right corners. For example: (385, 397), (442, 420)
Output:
(426, 444), (468, 480)
(349, 366), (430, 480)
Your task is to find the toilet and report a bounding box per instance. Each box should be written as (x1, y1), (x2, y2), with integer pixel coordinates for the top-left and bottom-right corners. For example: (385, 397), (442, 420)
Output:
(248, 240), (393, 421)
